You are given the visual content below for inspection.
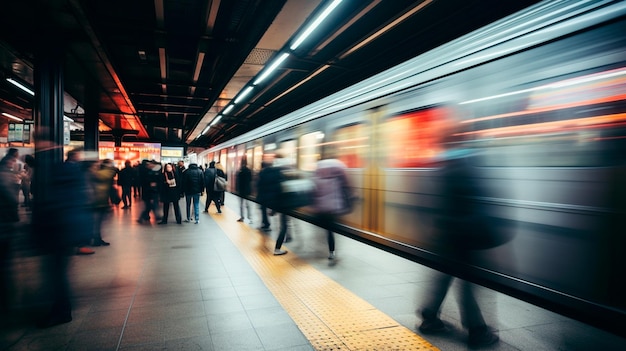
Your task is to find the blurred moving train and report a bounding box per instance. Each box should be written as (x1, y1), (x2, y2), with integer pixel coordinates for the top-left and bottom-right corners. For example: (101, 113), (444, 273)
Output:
(199, 0), (626, 336)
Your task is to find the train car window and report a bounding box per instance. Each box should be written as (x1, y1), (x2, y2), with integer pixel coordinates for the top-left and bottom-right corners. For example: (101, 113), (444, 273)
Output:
(298, 131), (323, 171)
(383, 107), (449, 168)
(332, 123), (367, 168)
(279, 140), (297, 166)
(460, 66), (626, 167)
(253, 145), (263, 172)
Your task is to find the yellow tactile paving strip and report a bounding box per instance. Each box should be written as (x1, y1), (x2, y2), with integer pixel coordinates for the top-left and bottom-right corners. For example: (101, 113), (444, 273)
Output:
(212, 208), (439, 351)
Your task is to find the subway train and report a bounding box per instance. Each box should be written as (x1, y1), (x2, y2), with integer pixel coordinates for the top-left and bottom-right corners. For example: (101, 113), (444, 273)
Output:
(198, 0), (626, 336)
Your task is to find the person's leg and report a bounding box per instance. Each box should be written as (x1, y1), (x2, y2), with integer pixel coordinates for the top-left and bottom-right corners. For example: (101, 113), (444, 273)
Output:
(160, 202), (169, 223)
(173, 200), (182, 223)
(245, 199), (251, 221)
(238, 196), (244, 220)
(215, 193), (222, 213)
(418, 272), (454, 333)
(140, 198), (150, 221)
(261, 205), (270, 229)
(192, 193), (200, 222)
(185, 195), (192, 220)
(274, 213), (288, 254)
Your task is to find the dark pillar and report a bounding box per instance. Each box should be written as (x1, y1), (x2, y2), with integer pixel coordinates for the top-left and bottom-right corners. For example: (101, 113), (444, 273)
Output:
(32, 25), (65, 243)
(83, 83), (99, 151)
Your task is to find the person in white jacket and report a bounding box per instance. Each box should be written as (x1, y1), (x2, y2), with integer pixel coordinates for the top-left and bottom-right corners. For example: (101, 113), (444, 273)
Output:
(312, 158), (353, 260)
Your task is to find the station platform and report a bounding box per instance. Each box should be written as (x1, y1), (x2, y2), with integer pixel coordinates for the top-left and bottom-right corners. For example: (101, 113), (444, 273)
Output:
(2, 192), (625, 350)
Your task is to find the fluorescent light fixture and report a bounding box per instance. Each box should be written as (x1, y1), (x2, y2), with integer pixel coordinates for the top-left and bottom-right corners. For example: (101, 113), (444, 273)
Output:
(2, 112), (23, 122)
(290, 0), (342, 50)
(234, 86), (254, 104)
(222, 105), (234, 115)
(201, 125), (211, 135)
(253, 52), (290, 85)
(159, 47), (167, 80)
(63, 115), (74, 122)
(210, 115), (223, 126)
(6, 78), (34, 96)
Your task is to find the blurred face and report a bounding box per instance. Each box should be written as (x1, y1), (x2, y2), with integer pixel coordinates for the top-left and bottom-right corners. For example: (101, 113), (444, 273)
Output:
(165, 164), (173, 172)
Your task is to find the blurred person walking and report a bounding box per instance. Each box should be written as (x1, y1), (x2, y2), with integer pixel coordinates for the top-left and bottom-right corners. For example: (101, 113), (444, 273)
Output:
(182, 162), (204, 224)
(236, 158), (252, 223)
(132, 161), (141, 198)
(203, 161), (225, 214)
(158, 163), (182, 224)
(90, 159), (117, 246)
(416, 126), (499, 347)
(118, 160), (135, 209)
(256, 161), (272, 232)
(21, 154), (34, 209)
(312, 157), (353, 260)
(138, 160), (162, 223)
(37, 148), (94, 327)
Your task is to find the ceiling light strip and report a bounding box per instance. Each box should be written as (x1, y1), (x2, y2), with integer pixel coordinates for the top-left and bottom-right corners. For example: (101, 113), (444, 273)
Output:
(314, 0), (382, 54)
(253, 53), (290, 85)
(339, 0), (433, 60)
(6, 78), (34, 96)
(234, 86), (254, 104)
(192, 52), (206, 82)
(290, 0), (343, 50)
(2, 112), (23, 122)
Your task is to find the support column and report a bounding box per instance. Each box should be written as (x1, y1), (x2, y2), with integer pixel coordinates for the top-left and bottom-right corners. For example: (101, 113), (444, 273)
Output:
(32, 26), (65, 239)
(83, 83), (99, 151)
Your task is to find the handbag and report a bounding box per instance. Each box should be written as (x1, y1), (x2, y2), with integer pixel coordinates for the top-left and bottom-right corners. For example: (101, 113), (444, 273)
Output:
(280, 178), (315, 209)
(214, 175), (227, 191)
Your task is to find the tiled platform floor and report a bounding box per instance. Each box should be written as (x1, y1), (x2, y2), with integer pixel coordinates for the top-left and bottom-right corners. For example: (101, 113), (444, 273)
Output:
(1, 192), (625, 350)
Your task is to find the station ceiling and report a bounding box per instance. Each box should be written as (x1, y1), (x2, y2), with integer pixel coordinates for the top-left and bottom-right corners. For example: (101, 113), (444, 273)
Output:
(0, 0), (541, 149)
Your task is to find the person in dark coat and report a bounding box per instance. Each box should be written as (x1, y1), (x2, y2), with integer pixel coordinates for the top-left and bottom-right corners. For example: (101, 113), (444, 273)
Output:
(117, 160), (135, 209)
(37, 148), (94, 327)
(158, 163), (182, 224)
(236, 158), (252, 223)
(203, 161), (225, 213)
(182, 163), (204, 223)
(256, 161), (273, 231)
(138, 160), (162, 223)
(416, 124), (499, 347)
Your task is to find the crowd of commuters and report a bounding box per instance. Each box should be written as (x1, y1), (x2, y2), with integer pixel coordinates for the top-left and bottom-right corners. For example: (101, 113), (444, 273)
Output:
(0, 142), (499, 347)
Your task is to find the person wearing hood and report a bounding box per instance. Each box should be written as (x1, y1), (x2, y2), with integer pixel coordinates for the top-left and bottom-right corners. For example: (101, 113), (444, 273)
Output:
(312, 156), (353, 260)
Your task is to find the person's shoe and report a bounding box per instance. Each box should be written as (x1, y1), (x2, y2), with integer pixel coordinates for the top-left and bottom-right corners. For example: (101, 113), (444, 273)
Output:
(184, 219), (191, 222)
(468, 326), (499, 348)
(273, 249), (288, 256)
(93, 239), (110, 246)
(237, 218), (244, 222)
(203, 210), (209, 213)
(158, 221), (167, 225)
(176, 221), (182, 224)
(262, 227), (271, 232)
(217, 209), (222, 213)
(195, 220), (199, 224)
(121, 205), (129, 209)
(418, 318), (446, 334)
(328, 251), (336, 260)
(77, 247), (95, 255)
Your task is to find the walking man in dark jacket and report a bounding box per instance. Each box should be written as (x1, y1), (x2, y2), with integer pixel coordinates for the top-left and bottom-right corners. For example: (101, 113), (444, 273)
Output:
(182, 163), (204, 223)
(118, 160), (135, 209)
(236, 158), (252, 223)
